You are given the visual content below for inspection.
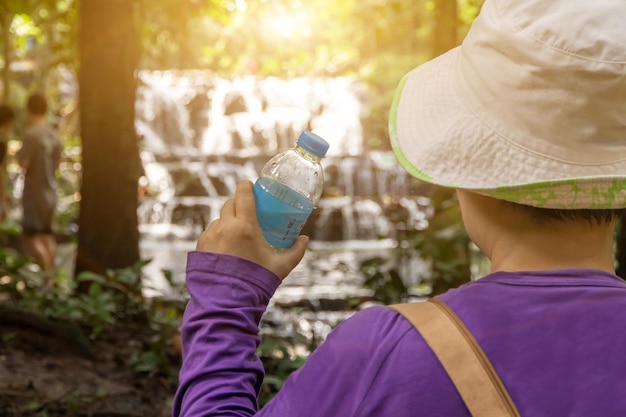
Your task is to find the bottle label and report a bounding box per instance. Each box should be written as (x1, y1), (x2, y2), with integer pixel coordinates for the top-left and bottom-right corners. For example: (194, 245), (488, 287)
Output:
(253, 178), (313, 249)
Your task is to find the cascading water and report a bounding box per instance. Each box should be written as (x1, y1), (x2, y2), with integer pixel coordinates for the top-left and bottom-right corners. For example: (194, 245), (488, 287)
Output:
(135, 71), (431, 341)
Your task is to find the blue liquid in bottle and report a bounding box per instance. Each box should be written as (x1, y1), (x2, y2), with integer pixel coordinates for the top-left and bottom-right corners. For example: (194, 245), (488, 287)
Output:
(253, 177), (314, 249)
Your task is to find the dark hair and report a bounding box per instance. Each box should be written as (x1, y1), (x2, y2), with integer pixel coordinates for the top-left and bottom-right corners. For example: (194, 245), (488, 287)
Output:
(503, 200), (624, 226)
(27, 93), (47, 116)
(0, 104), (15, 126)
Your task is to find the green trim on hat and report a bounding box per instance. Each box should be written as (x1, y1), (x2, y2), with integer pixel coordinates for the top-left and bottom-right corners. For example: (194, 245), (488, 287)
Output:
(389, 74), (435, 184)
(480, 178), (626, 209)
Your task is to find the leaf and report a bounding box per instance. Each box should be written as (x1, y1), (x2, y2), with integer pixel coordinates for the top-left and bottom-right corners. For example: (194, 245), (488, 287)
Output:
(161, 269), (174, 286)
(133, 351), (160, 373)
(95, 386), (107, 398)
(87, 282), (102, 298)
(23, 401), (41, 411)
(263, 375), (286, 389)
(76, 271), (107, 284)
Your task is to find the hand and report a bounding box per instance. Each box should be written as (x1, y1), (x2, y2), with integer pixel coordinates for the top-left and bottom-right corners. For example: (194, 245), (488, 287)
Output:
(196, 180), (309, 279)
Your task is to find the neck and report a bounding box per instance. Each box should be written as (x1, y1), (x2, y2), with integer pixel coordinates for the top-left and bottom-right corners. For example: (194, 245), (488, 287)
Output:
(487, 221), (616, 274)
(28, 115), (45, 127)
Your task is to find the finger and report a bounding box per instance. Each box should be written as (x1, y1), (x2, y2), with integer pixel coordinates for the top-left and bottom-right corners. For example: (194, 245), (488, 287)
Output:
(220, 198), (235, 219)
(196, 220), (217, 250)
(275, 235), (309, 279)
(234, 180), (258, 222)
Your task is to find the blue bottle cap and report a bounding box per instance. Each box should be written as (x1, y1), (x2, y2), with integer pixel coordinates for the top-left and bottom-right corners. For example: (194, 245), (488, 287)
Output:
(297, 131), (330, 158)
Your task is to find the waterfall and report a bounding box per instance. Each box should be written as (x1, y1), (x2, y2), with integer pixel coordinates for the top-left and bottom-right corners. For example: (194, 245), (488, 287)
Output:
(135, 71), (432, 299)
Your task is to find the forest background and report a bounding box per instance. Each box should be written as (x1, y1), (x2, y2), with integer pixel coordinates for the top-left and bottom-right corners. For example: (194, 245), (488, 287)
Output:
(2, 0), (626, 416)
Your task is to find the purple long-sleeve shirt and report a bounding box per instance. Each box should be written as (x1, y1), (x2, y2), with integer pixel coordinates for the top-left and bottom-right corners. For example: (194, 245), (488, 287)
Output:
(173, 251), (626, 416)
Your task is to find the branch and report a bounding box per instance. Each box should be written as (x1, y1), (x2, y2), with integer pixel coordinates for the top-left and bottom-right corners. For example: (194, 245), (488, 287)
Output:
(0, 304), (94, 358)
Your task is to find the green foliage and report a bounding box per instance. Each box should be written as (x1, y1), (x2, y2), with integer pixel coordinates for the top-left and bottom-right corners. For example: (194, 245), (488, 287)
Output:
(360, 257), (408, 304)
(414, 187), (472, 295)
(130, 297), (183, 377)
(3, 0), (483, 151)
(53, 260), (151, 337)
(0, 247), (183, 394)
(54, 135), (81, 236)
(137, 0), (233, 69)
(0, 0), (77, 103)
(65, 281), (117, 336)
(360, 185), (472, 303)
(257, 331), (312, 407)
(130, 331), (174, 376)
(0, 245), (47, 301)
(0, 243), (176, 336)
(2, 331), (19, 347)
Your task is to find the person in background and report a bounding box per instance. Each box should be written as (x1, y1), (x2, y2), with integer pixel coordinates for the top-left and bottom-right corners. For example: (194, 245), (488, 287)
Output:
(17, 93), (63, 281)
(172, 0), (626, 415)
(0, 105), (15, 220)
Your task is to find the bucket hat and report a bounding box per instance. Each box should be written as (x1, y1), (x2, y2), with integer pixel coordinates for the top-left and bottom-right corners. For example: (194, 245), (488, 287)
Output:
(389, 0), (626, 209)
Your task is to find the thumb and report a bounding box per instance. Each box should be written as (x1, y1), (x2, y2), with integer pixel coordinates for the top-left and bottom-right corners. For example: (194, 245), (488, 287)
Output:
(275, 235), (309, 279)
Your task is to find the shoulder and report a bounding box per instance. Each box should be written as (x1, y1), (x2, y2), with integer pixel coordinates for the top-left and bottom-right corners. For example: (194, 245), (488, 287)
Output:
(314, 305), (445, 392)
(282, 306), (421, 384)
(23, 126), (40, 141)
(272, 305), (467, 416)
(24, 125), (53, 144)
(324, 305), (442, 376)
(46, 125), (61, 141)
(329, 305), (414, 346)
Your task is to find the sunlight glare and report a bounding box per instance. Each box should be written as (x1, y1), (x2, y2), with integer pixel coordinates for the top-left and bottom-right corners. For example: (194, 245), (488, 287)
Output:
(235, 0), (248, 13)
(274, 16), (297, 38)
(262, 8), (311, 40)
(12, 14), (41, 38)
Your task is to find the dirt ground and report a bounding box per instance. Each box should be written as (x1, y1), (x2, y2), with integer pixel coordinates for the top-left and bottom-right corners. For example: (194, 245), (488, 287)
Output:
(0, 323), (180, 417)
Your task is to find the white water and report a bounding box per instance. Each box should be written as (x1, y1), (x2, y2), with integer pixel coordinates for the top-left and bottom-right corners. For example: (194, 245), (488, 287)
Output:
(134, 71), (432, 327)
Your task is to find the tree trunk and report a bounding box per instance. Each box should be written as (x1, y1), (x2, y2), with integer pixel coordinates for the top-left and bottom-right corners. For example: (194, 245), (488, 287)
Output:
(1, 10), (13, 103)
(432, 0), (458, 57)
(76, 0), (140, 277)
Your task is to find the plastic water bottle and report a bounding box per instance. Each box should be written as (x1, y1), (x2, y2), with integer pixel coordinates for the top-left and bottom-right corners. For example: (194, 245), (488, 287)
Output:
(253, 131), (329, 249)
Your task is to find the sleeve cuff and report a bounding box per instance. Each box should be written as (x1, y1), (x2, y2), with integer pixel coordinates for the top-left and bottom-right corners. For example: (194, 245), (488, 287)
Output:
(186, 251), (283, 299)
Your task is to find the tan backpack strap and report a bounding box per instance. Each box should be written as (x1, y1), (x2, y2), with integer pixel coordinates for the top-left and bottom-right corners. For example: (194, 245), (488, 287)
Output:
(390, 298), (521, 417)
